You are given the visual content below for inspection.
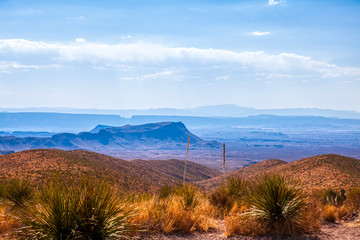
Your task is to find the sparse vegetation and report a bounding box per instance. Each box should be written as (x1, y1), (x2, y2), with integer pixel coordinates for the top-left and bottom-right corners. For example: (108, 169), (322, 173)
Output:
(346, 187), (360, 210)
(209, 177), (248, 216)
(225, 174), (320, 237)
(4, 180), (34, 207)
(323, 205), (339, 223)
(131, 184), (217, 233)
(321, 188), (347, 207)
(0, 150), (359, 239)
(23, 177), (135, 240)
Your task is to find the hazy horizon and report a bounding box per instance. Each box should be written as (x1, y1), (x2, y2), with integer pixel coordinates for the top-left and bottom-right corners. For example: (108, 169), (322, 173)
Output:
(1, 0), (360, 111)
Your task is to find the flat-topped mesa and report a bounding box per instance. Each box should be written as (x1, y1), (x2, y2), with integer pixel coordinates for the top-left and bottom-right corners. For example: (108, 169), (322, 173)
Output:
(0, 121), (221, 152)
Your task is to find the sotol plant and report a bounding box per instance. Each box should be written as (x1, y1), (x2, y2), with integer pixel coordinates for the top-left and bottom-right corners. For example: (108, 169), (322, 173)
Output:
(245, 174), (308, 235)
(4, 179), (34, 207)
(24, 177), (135, 239)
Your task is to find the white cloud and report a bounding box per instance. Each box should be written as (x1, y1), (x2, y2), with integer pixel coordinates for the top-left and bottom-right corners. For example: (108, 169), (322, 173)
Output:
(0, 61), (59, 73)
(268, 0), (279, 5)
(268, 0), (285, 6)
(1, 39), (360, 81)
(75, 38), (86, 43)
(121, 71), (174, 81)
(251, 31), (270, 36)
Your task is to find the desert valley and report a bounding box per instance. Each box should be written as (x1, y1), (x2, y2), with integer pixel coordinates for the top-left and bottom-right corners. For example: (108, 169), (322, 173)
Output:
(1, 0), (360, 239)
(0, 110), (360, 239)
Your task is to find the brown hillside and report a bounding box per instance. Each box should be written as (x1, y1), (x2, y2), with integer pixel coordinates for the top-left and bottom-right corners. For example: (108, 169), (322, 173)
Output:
(0, 149), (179, 192)
(198, 159), (287, 189)
(198, 154), (360, 191)
(271, 154), (360, 190)
(132, 159), (221, 182)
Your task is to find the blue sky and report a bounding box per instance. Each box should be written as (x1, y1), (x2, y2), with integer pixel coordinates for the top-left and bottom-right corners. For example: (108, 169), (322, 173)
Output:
(1, 0), (360, 111)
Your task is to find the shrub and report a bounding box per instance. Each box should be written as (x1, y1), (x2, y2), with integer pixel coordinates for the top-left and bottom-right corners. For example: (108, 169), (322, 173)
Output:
(24, 177), (134, 239)
(323, 205), (339, 223)
(244, 174), (314, 236)
(174, 184), (200, 210)
(209, 186), (233, 215)
(131, 184), (217, 233)
(322, 189), (346, 207)
(209, 177), (248, 215)
(346, 188), (360, 210)
(158, 185), (174, 200)
(4, 180), (33, 207)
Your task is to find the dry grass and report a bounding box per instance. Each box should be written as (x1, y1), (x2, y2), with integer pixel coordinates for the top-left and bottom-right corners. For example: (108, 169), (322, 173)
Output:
(323, 205), (339, 222)
(131, 185), (218, 234)
(199, 154), (360, 191)
(0, 204), (23, 239)
(345, 188), (360, 211)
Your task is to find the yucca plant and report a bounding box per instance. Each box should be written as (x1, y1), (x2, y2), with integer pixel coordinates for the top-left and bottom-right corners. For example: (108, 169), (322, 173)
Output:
(4, 179), (34, 207)
(245, 174), (306, 235)
(24, 177), (135, 239)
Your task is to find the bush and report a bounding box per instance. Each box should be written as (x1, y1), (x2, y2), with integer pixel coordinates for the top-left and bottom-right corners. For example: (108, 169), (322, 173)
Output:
(174, 184), (200, 210)
(131, 184), (217, 233)
(322, 189), (346, 207)
(244, 174), (313, 236)
(24, 177), (134, 239)
(323, 205), (339, 223)
(346, 188), (360, 210)
(158, 185), (174, 200)
(209, 177), (248, 215)
(4, 180), (33, 207)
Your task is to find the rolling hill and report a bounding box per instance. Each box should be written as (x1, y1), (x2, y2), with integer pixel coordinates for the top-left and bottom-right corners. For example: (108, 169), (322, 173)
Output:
(0, 149), (220, 192)
(132, 159), (220, 182)
(198, 154), (360, 191)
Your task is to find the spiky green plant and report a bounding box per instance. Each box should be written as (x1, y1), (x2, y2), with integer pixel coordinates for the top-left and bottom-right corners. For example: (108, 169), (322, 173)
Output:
(226, 177), (248, 202)
(5, 179), (34, 207)
(24, 177), (135, 239)
(174, 184), (199, 210)
(246, 174), (306, 235)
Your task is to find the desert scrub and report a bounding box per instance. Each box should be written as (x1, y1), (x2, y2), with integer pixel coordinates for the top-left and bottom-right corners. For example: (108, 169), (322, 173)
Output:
(323, 205), (339, 223)
(226, 174), (320, 237)
(4, 180), (34, 207)
(209, 177), (248, 216)
(131, 184), (217, 233)
(23, 177), (135, 240)
(321, 188), (346, 207)
(346, 188), (360, 210)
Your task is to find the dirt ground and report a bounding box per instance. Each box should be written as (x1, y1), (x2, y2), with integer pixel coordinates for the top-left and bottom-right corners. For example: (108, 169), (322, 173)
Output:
(140, 219), (360, 240)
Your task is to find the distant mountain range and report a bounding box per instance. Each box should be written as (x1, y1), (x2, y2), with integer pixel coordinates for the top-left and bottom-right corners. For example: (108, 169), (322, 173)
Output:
(1, 104), (360, 119)
(0, 122), (220, 153)
(2, 111), (360, 133)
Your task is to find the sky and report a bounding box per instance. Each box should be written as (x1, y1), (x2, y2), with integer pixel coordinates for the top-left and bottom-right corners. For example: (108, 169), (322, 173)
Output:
(1, 0), (360, 111)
